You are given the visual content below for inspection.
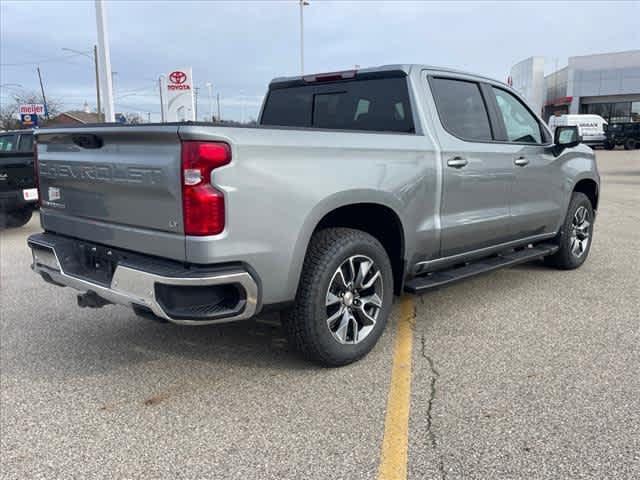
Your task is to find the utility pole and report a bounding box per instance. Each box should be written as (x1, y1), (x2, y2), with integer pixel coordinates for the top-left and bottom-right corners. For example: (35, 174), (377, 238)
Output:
(158, 75), (166, 122)
(206, 82), (213, 122)
(62, 46), (102, 121)
(95, 0), (115, 122)
(93, 45), (102, 121)
(216, 93), (221, 122)
(36, 67), (50, 119)
(147, 112), (151, 123)
(194, 87), (200, 121)
(299, 0), (309, 75)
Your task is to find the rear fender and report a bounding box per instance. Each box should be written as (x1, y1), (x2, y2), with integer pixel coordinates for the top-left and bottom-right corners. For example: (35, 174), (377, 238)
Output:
(285, 189), (406, 299)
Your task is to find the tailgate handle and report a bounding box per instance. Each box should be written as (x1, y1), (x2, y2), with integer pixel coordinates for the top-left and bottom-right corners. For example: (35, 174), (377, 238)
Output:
(72, 134), (103, 149)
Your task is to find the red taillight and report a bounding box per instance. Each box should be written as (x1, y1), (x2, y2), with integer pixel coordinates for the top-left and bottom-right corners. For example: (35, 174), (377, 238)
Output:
(181, 141), (231, 236)
(33, 137), (41, 207)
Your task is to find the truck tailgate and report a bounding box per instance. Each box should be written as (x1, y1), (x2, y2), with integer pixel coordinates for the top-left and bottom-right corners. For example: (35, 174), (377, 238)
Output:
(36, 126), (186, 260)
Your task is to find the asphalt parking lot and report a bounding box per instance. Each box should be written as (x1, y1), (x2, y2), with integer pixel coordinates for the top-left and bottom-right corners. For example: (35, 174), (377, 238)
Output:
(1, 150), (639, 479)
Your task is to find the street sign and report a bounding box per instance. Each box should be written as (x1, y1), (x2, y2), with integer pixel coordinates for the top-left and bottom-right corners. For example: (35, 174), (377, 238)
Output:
(165, 67), (195, 122)
(19, 104), (46, 116)
(20, 113), (38, 128)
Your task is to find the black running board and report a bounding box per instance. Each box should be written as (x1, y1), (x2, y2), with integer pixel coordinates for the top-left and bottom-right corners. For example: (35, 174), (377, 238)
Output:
(404, 243), (559, 294)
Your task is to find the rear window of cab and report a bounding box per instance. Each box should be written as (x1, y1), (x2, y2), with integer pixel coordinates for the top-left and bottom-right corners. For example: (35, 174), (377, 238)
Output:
(261, 76), (415, 134)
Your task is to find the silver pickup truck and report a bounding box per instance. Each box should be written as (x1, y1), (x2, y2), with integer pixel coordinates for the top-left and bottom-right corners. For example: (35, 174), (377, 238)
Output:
(28, 65), (599, 366)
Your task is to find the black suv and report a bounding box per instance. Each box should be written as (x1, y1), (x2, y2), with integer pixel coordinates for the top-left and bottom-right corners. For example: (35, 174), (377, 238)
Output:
(0, 129), (38, 228)
(604, 122), (640, 150)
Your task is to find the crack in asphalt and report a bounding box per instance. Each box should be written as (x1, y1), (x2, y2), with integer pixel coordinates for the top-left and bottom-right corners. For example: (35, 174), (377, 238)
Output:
(421, 333), (447, 480)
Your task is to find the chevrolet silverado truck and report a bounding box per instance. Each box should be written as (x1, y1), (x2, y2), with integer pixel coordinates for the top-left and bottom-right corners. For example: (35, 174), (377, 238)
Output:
(0, 129), (38, 228)
(28, 65), (600, 366)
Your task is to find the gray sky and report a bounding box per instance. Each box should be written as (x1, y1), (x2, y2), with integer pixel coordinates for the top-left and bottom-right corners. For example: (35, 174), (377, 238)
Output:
(1, 0), (638, 121)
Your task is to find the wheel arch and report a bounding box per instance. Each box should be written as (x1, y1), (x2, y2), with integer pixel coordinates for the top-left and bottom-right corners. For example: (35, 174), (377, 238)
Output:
(288, 191), (408, 297)
(573, 178), (599, 211)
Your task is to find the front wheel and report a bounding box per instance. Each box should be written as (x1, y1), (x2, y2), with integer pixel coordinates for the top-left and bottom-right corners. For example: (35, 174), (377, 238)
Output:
(283, 228), (394, 367)
(603, 141), (615, 150)
(544, 192), (594, 270)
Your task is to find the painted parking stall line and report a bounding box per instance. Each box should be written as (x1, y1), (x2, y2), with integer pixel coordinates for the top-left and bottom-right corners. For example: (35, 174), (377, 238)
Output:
(377, 296), (415, 480)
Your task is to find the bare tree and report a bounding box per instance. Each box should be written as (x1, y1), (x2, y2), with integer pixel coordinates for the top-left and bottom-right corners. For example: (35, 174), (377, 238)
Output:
(123, 112), (143, 124)
(0, 91), (62, 130)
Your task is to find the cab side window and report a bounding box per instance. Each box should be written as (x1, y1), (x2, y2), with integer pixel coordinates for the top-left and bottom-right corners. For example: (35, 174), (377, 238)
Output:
(492, 87), (542, 144)
(430, 77), (493, 141)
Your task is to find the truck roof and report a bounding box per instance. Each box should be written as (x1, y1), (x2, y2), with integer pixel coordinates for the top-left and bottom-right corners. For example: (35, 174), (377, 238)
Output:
(269, 64), (507, 88)
(0, 128), (34, 135)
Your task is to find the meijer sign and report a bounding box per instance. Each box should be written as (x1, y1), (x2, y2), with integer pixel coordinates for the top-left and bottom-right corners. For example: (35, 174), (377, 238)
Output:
(19, 104), (45, 115)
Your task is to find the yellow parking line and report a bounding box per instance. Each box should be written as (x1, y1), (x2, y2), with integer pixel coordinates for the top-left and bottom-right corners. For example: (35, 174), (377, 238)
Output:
(377, 296), (415, 480)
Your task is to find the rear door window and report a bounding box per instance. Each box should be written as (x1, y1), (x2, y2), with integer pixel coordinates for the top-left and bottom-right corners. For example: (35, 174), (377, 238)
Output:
(18, 134), (34, 152)
(261, 76), (415, 133)
(429, 77), (493, 141)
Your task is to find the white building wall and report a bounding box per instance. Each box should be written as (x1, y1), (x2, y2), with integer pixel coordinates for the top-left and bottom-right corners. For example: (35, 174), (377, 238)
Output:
(567, 50), (640, 113)
(509, 57), (545, 114)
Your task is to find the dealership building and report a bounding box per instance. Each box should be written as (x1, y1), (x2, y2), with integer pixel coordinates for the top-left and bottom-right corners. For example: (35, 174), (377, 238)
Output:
(510, 50), (640, 123)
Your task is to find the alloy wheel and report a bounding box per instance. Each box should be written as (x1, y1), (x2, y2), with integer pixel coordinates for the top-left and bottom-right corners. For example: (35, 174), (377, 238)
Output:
(325, 255), (384, 344)
(570, 206), (591, 258)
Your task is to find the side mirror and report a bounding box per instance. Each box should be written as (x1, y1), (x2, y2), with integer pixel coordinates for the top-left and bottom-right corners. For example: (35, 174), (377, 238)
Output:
(554, 125), (582, 150)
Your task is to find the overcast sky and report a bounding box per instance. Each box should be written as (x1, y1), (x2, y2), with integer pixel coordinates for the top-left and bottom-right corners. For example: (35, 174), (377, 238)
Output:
(1, 0), (638, 121)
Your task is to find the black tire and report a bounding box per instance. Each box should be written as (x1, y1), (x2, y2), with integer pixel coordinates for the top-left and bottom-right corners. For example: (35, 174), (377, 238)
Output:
(623, 138), (636, 150)
(0, 208), (32, 229)
(283, 228), (394, 367)
(604, 141), (615, 150)
(544, 192), (594, 270)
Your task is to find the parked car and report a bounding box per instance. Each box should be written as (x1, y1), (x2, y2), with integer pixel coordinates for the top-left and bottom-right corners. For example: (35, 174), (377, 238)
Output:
(548, 114), (608, 147)
(604, 122), (640, 150)
(0, 129), (38, 228)
(27, 65), (599, 366)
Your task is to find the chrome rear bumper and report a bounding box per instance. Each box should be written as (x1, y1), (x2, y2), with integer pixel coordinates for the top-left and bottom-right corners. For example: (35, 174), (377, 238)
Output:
(28, 234), (259, 325)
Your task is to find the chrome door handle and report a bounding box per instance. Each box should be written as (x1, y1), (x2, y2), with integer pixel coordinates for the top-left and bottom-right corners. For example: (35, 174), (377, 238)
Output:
(514, 156), (529, 166)
(447, 157), (468, 168)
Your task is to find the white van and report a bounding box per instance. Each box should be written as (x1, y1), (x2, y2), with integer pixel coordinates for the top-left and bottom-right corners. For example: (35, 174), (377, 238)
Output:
(547, 114), (608, 146)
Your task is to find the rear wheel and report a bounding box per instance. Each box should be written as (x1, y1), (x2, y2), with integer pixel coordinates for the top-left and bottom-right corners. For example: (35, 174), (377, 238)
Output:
(624, 138), (636, 150)
(0, 208), (32, 229)
(283, 228), (393, 367)
(544, 192), (594, 270)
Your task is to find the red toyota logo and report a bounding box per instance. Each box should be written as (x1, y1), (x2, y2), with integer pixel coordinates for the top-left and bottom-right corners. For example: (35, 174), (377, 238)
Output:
(169, 71), (187, 84)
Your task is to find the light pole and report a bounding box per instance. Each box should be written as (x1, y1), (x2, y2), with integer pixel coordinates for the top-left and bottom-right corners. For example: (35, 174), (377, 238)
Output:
(299, 0), (309, 75)
(62, 46), (101, 121)
(95, 0), (115, 122)
(158, 75), (166, 123)
(205, 82), (213, 121)
(194, 87), (200, 121)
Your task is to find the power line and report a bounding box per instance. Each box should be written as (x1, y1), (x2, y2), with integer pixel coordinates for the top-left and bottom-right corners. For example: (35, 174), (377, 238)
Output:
(0, 52), (87, 67)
